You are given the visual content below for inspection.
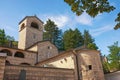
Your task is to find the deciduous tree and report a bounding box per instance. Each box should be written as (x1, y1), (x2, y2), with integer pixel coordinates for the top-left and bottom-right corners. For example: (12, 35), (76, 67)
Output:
(114, 12), (120, 30)
(107, 42), (120, 71)
(64, 0), (120, 30)
(64, 0), (115, 17)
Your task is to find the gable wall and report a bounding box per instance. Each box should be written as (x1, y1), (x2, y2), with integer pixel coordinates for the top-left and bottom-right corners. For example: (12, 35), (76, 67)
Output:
(37, 41), (58, 62)
(37, 52), (75, 69)
(46, 55), (74, 69)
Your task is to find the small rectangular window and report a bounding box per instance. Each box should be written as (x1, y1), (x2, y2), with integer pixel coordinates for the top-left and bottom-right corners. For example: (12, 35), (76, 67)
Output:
(48, 46), (52, 49)
(88, 65), (92, 70)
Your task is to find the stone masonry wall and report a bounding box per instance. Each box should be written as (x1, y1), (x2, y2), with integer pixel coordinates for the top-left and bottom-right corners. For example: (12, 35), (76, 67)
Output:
(0, 53), (6, 80)
(0, 47), (37, 66)
(37, 41), (58, 62)
(4, 65), (75, 80)
(77, 50), (105, 80)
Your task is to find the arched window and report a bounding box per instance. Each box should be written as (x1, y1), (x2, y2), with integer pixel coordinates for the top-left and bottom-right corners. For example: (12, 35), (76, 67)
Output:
(14, 52), (24, 58)
(20, 23), (25, 30)
(0, 49), (12, 56)
(6, 60), (10, 65)
(31, 22), (39, 29)
(20, 63), (30, 66)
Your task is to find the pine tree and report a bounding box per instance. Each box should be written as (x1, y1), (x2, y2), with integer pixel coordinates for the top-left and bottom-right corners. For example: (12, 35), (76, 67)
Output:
(43, 19), (63, 50)
(44, 19), (57, 42)
(83, 30), (98, 50)
(63, 28), (84, 50)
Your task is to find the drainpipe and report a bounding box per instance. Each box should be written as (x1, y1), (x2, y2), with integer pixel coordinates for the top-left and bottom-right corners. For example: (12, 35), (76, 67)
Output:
(73, 50), (82, 80)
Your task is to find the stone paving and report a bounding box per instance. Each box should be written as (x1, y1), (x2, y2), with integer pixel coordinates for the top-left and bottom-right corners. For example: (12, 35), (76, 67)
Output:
(105, 71), (120, 80)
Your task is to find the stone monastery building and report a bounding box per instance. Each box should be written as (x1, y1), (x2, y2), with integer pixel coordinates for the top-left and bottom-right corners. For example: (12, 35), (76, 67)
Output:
(0, 16), (105, 80)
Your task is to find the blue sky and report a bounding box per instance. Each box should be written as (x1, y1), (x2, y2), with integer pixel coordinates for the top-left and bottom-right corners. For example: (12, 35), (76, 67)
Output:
(0, 0), (120, 55)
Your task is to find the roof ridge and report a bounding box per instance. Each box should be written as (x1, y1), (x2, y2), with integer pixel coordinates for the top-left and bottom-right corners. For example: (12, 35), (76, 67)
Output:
(19, 16), (44, 25)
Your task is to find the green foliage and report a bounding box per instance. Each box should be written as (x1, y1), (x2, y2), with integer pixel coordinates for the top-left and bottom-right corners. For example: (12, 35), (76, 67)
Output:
(87, 43), (98, 50)
(44, 19), (57, 42)
(0, 29), (16, 47)
(0, 29), (6, 45)
(107, 41), (120, 71)
(102, 61), (110, 73)
(44, 20), (98, 51)
(64, 0), (120, 30)
(43, 19), (63, 50)
(83, 30), (98, 50)
(57, 29), (98, 50)
(12, 41), (18, 47)
(63, 28), (84, 50)
(64, 0), (115, 17)
(114, 13), (120, 30)
(83, 30), (94, 45)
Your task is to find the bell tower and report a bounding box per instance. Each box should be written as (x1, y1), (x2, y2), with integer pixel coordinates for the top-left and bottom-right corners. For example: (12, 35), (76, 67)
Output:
(18, 16), (43, 50)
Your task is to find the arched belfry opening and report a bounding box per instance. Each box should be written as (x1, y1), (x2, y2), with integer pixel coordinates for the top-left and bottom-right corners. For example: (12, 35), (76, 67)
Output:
(20, 23), (25, 31)
(31, 22), (39, 29)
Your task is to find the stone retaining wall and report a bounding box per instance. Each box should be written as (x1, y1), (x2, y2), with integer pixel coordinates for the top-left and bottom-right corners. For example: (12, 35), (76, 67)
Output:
(4, 65), (75, 80)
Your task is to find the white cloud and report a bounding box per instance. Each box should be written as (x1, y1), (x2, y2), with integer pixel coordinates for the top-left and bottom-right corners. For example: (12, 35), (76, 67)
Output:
(48, 15), (69, 28)
(90, 25), (113, 37)
(75, 12), (93, 26)
(39, 14), (69, 28)
(39, 12), (94, 29)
